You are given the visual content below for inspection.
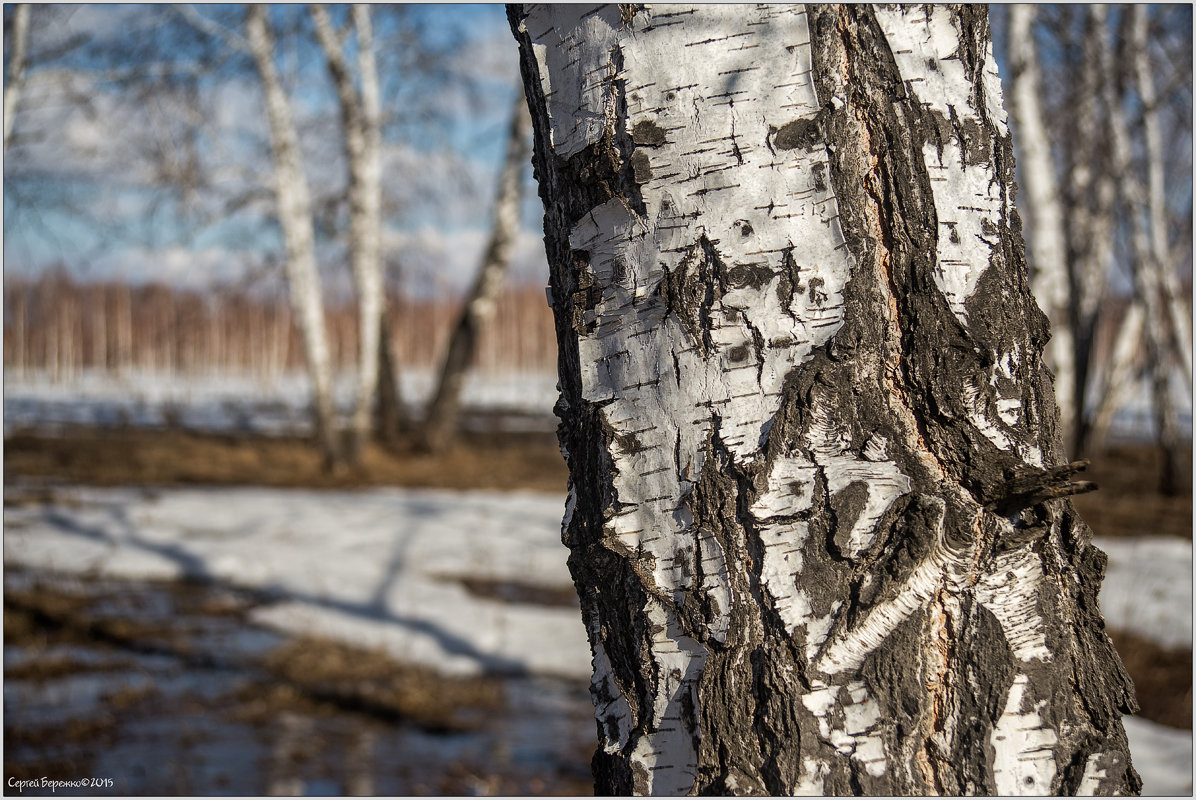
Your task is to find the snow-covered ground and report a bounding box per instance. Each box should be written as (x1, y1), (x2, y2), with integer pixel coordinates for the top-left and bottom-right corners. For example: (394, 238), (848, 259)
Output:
(2, 369), (561, 436)
(4, 486), (584, 678)
(4, 368), (1190, 441)
(3, 484), (1191, 794)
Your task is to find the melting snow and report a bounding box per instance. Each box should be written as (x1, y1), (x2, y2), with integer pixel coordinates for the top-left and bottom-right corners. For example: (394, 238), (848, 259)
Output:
(3, 484), (1190, 789)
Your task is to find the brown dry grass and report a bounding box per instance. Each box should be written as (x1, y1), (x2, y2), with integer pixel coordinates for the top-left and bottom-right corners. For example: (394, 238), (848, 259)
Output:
(4, 426), (568, 493)
(1109, 629), (1192, 730)
(257, 637), (503, 731)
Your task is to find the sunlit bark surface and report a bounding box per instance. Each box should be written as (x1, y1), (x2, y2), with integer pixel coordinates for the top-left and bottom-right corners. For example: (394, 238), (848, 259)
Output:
(513, 4), (1138, 795)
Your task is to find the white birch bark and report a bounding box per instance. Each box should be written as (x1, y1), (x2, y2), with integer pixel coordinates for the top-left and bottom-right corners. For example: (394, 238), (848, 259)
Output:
(420, 90), (531, 452)
(352, 4), (384, 454)
(4, 3), (31, 153)
(1007, 4), (1075, 446)
(311, 3), (385, 464)
(515, 4), (1137, 795)
(246, 4), (340, 466)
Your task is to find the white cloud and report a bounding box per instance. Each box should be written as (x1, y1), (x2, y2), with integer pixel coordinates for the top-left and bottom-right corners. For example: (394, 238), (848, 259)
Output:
(92, 245), (260, 290)
(382, 224), (547, 296)
(5, 4), (545, 295)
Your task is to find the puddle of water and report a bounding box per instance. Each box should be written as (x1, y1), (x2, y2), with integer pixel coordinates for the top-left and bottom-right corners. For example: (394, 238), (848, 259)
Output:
(4, 569), (595, 795)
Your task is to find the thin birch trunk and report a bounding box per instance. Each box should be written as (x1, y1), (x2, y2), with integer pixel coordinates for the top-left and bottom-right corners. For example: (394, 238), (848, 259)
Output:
(419, 90), (531, 452)
(1132, 4), (1193, 391)
(374, 306), (407, 444)
(513, 4), (1137, 794)
(13, 289), (25, 377)
(4, 3), (30, 153)
(312, 3), (385, 464)
(117, 283), (131, 375)
(246, 4), (340, 468)
(1064, 5), (1119, 458)
(1110, 5), (1185, 495)
(1008, 4), (1076, 450)
(1089, 300), (1146, 451)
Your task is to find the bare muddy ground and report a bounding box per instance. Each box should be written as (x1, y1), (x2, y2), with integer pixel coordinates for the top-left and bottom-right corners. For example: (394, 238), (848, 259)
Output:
(4, 568), (594, 795)
(2, 419), (567, 494)
(5, 426), (1187, 541)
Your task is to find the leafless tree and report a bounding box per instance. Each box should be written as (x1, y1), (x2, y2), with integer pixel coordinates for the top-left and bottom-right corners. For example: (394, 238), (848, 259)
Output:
(419, 89), (531, 452)
(311, 3), (385, 465)
(246, 4), (341, 468)
(4, 3), (32, 153)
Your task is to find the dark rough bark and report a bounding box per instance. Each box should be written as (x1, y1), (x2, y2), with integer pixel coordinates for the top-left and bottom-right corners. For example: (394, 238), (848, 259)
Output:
(512, 4), (1139, 795)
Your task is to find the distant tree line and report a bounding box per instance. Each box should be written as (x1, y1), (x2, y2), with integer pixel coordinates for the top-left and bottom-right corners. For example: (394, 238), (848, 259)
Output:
(3, 272), (556, 382)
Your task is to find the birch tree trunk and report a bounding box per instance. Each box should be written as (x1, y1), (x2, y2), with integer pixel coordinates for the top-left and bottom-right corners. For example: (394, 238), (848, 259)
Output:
(246, 5), (341, 468)
(419, 91), (531, 452)
(512, 5), (1139, 794)
(374, 306), (407, 444)
(1007, 4), (1076, 451)
(1089, 301), (1145, 452)
(1110, 6), (1185, 496)
(3, 3), (30, 153)
(312, 3), (385, 465)
(1132, 6), (1193, 393)
(1063, 5), (1119, 458)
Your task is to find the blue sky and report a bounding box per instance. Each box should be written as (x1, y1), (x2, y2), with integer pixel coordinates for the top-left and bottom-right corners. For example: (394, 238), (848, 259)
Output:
(3, 3), (537, 295)
(3, 4), (1191, 297)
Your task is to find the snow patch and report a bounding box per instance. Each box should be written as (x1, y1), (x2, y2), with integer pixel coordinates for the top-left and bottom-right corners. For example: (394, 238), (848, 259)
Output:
(1123, 716), (1193, 796)
(1098, 537), (1192, 650)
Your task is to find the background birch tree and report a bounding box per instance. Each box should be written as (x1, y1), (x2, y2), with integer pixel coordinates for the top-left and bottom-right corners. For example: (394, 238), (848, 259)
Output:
(4, 3), (31, 153)
(246, 4), (341, 469)
(1054, 3), (1127, 459)
(311, 3), (384, 466)
(419, 89), (531, 452)
(1000, 4), (1192, 471)
(1122, 4), (1189, 496)
(1006, 4), (1074, 445)
(512, 4), (1139, 794)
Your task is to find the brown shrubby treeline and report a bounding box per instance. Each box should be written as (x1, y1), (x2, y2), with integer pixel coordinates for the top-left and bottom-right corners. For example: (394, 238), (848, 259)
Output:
(4, 272), (556, 381)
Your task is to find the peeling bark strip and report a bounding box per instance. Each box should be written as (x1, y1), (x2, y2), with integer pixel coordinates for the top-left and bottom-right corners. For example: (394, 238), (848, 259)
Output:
(511, 5), (1139, 795)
